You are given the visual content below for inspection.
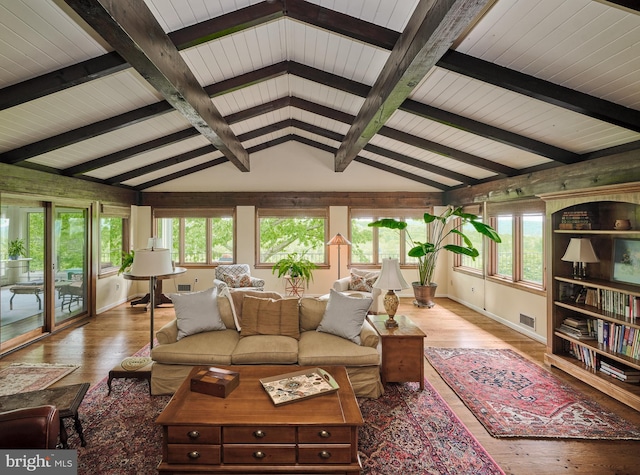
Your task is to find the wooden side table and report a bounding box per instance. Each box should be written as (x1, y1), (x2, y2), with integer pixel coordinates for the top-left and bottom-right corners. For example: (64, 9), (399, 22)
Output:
(367, 314), (426, 389)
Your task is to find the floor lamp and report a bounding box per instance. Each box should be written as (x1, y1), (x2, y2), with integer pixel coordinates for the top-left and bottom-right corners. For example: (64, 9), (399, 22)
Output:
(327, 233), (351, 279)
(129, 247), (173, 349)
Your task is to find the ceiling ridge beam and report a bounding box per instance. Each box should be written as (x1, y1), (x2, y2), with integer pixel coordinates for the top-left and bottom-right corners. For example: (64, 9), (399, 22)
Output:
(437, 50), (640, 133)
(334, 0), (493, 172)
(63, 0), (249, 171)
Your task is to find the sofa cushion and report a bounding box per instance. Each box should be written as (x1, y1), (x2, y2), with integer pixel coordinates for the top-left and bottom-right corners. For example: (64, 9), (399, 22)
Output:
(231, 335), (298, 364)
(241, 295), (300, 339)
(151, 329), (240, 365)
(228, 290), (283, 330)
(169, 287), (226, 340)
(299, 297), (327, 331)
(317, 289), (372, 344)
(350, 269), (379, 292)
(298, 331), (380, 366)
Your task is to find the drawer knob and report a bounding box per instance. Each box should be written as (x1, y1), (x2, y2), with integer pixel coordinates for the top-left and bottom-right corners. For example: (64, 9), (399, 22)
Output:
(188, 451), (200, 459)
(319, 450), (331, 459)
(187, 430), (200, 439)
(253, 451), (266, 459)
(318, 430), (331, 438)
(253, 429), (266, 438)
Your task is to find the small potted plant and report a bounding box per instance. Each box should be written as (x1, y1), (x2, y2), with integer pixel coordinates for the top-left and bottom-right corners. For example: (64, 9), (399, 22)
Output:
(118, 250), (135, 275)
(271, 252), (317, 288)
(8, 238), (27, 260)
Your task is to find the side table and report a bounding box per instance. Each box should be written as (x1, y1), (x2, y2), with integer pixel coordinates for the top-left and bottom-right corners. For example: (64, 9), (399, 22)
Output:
(0, 382), (89, 448)
(367, 314), (426, 389)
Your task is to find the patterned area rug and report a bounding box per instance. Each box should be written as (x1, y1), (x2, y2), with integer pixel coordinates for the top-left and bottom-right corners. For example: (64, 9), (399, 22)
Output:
(0, 363), (79, 396)
(67, 374), (503, 474)
(425, 347), (640, 440)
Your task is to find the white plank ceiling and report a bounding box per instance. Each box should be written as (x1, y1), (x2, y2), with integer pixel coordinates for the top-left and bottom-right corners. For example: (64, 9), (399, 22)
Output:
(0, 0), (638, 193)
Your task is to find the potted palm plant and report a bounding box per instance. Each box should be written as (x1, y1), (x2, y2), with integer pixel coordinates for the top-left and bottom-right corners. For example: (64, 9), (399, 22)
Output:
(271, 252), (317, 289)
(369, 206), (501, 308)
(8, 238), (27, 260)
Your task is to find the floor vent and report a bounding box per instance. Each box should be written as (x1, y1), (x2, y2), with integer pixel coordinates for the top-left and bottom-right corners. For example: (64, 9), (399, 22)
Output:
(177, 284), (192, 292)
(520, 313), (535, 329)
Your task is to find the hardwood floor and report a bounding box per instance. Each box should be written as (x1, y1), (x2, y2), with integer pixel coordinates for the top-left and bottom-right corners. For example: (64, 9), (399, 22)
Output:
(1, 297), (639, 474)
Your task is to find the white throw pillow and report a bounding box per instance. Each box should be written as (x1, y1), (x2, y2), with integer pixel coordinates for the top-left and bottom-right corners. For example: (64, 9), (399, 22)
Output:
(169, 287), (226, 340)
(317, 289), (372, 344)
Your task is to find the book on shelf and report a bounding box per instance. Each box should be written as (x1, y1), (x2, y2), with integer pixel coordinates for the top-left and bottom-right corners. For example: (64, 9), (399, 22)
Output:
(599, 361), (640, 383)
(558, 210), (598, 230)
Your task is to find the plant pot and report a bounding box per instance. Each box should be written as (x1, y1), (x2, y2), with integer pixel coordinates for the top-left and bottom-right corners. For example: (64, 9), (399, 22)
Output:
(413, 282), (437, 308)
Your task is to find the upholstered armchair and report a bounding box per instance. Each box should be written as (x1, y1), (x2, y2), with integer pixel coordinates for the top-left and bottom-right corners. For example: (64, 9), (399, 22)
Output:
(214, 264), (265, 292)
(0, 405), (59, 449)
(333, 268), (382, 314)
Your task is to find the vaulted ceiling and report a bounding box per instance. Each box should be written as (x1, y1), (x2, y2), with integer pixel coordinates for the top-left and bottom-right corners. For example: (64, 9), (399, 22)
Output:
(1, 0), (639, 193)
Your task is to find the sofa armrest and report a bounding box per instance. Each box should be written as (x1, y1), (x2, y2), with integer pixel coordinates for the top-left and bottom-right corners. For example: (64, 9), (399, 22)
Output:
(333, 276), (351, 292)
(156, 319), (178, 345)
(360, 319), (380, 348)
(213, 278), (228, 293)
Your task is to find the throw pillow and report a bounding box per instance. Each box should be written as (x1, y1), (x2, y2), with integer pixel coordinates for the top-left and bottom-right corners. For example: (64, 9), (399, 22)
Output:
(169, 287), (226, 340)
(222, 272), (252, 288)
(316, 289), (372, 344)
(227, 290), (283, 330)
(299, 297), (328, 331)
(240, 295), (300, 339)
(350, 271), (378, 292)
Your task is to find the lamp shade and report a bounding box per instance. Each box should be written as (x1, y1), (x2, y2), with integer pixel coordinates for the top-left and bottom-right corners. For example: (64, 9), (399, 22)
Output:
(561, 238), (599, 263)
(373, 258), (409, 291)
(129, 248), (174, 277)
(327, 233), (351, 246)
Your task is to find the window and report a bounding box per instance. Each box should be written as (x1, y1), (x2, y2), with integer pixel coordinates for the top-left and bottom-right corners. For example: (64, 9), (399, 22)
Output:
(257, 209), (328, 266)
(99, 205), (130, 275)
(487, 200), (545, 290)
(154, 209), (235, 265)
(350, 209), (428, 266)
(457, 218), (485, 272)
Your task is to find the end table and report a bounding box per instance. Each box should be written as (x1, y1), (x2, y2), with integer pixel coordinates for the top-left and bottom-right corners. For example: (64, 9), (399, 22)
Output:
(367, 314), (426, 389)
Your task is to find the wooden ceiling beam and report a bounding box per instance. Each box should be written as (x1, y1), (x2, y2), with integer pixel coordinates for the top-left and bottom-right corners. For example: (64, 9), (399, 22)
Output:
(438, 50), (640, 133)
(63, 0), (249, 171)
(334, 0), (493, 172)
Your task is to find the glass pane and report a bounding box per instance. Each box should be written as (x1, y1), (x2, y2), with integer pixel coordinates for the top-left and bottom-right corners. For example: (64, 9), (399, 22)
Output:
(100, 217), (123, 272)
(350, 218), (373, 264)
(55, 207), (87, 323)
(522, 214), (544, 284)
(157, 218), (179, 263)
(460, 219), (483, 271)
(496, 216), (513, 277)
(211, 216), (234, 263)
(184, 218), (206, 263)
(259, 217), (326, 264)
(1, 204), (46, 344)
(404, 218), (427, 265)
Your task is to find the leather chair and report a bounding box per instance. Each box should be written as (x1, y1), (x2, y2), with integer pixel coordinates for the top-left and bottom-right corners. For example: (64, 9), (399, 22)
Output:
(0, 405), (59, 449)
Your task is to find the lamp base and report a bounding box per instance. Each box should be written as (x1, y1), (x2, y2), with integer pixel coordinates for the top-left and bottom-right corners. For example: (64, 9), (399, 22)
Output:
(383, 290), (400, 328)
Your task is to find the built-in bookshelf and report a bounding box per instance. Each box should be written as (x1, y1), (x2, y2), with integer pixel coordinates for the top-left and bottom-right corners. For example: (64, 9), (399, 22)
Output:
(540, 183), (640, 411)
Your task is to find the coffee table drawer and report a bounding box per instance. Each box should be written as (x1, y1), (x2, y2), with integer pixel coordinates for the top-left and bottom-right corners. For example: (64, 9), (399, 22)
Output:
(167, 444), (220, 464)
(167, 426), (220, 444)
(224, 426), (295, 443)
(298, 426), (351, 443)
(298, 444), (352, 464)
(224, 444), (296, 464)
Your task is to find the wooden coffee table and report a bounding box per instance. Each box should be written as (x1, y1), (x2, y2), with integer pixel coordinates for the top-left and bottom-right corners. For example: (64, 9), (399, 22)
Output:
(156, 365), (363, 474)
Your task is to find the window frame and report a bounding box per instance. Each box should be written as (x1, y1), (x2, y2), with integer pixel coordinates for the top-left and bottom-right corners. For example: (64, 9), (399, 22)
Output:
(486, 200), (546, 294)
(153, 208), (236, 267)
(453, 205), (485, 276)
(255, 208), (329, 269)
(98, 205), (130, 277)
(349, 208), (430, 268)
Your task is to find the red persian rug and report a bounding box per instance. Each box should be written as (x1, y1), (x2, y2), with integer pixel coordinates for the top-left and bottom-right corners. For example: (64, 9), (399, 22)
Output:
(67, 371), (503, 474)
(425, 347), (640, 440)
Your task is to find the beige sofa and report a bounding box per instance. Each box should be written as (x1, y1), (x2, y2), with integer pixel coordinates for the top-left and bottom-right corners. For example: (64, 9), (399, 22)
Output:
(150, 289), (384, 398)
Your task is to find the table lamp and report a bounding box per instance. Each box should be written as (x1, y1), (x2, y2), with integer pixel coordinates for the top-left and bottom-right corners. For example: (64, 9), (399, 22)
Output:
(129, 247), (173, 348)
(561, 238), (599, 280)
(327, 233), (351, 279)
(373, 258), (409, 328)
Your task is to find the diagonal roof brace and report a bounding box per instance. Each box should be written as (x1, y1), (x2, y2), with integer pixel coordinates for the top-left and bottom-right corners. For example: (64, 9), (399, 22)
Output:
(63, 0), (250, 172)
(334, 0), (494, 172)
